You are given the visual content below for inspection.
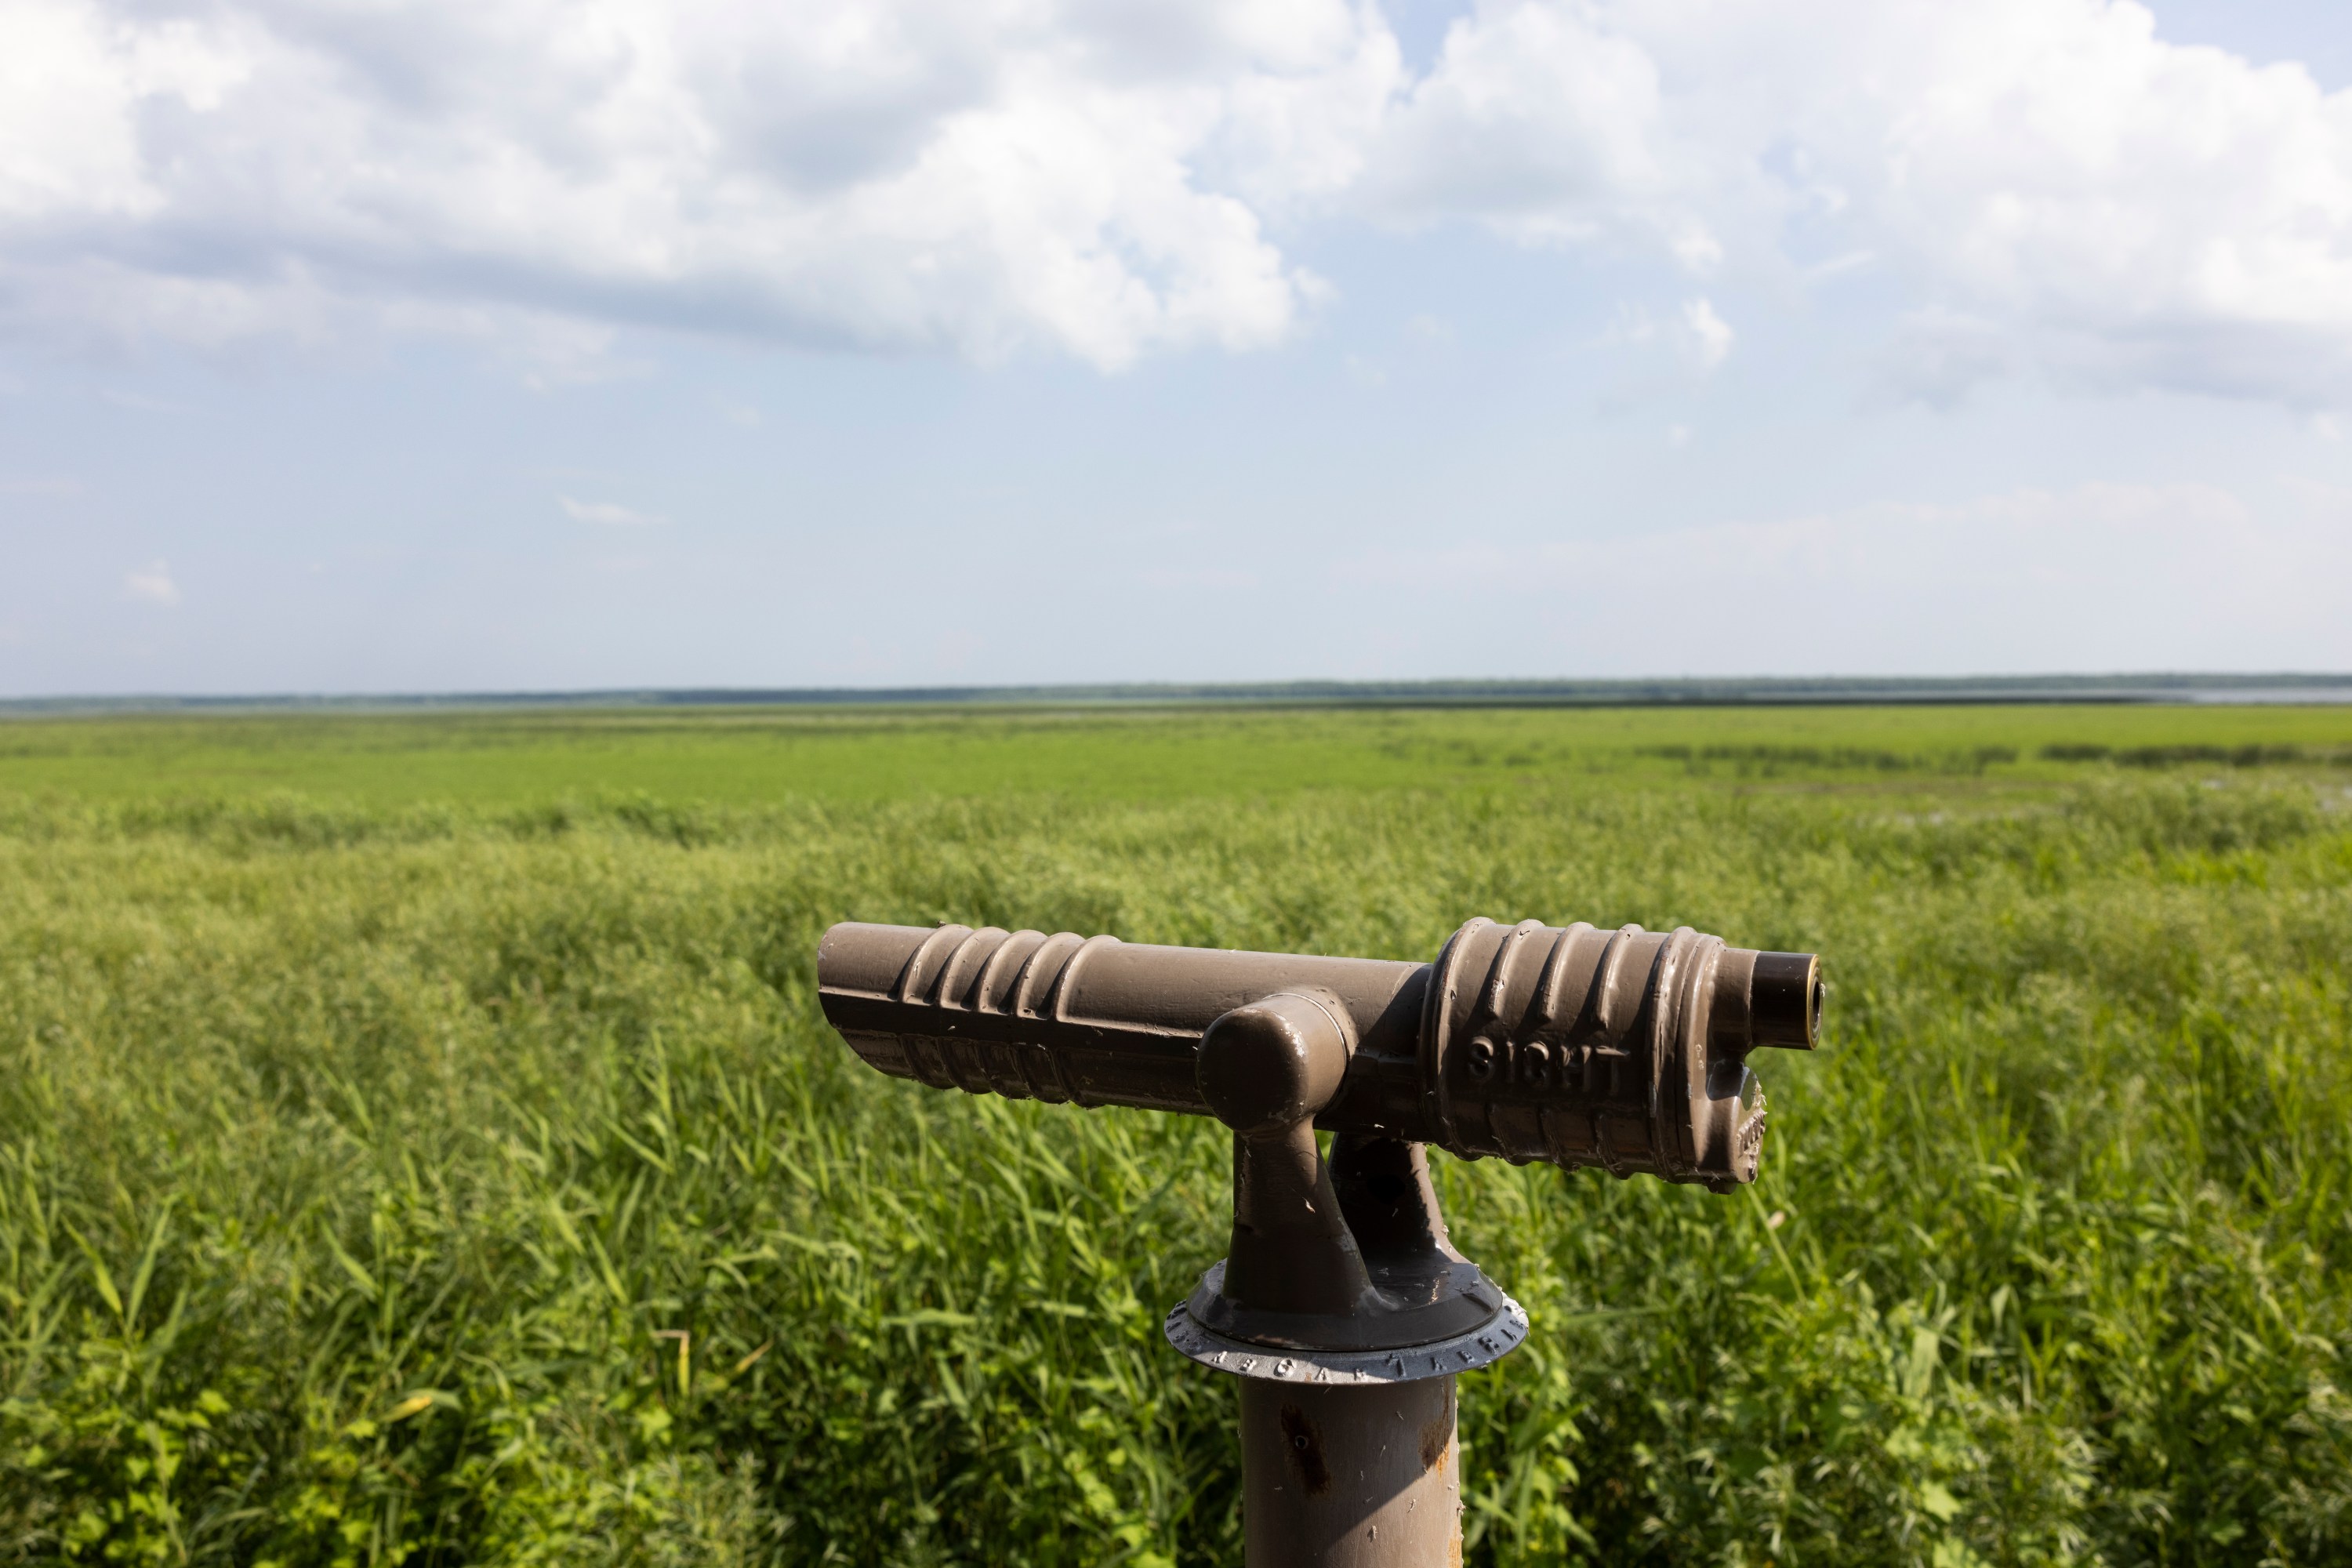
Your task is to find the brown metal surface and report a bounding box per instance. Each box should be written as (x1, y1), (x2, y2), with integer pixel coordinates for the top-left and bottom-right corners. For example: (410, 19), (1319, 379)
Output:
(815, 914), (1825, 1566)
(1182, 1130), (1509, 1356)
(818, 916), (1820, 1189)
(1240, 1375), (1462, 1567)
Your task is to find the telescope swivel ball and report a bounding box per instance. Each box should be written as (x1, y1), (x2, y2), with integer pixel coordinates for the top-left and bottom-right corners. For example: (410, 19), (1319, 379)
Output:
(1196, 989), (1359, 1135)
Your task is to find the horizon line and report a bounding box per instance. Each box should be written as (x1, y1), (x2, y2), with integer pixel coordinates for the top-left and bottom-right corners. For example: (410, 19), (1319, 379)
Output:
(6, 672), (2352, 717)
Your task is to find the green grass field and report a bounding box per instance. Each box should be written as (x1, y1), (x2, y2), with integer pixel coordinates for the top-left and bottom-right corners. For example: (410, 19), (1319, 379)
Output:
(7, 702), (2352, 806)
(3, 704), (2350, 1565)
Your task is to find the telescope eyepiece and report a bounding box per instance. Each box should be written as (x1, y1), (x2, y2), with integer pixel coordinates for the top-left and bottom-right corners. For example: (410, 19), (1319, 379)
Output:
(1748, 950), (1823, 1049)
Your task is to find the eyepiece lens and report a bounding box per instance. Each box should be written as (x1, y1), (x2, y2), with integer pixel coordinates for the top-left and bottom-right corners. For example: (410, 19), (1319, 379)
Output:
(1750, 951), (1821, 1047)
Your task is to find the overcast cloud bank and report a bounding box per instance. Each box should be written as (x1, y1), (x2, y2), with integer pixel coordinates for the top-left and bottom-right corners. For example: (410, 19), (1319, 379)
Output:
(5, 0), (2351, 402)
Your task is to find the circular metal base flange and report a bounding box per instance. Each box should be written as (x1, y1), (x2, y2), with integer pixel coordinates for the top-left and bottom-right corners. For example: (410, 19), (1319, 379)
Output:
(1163, 1293), (1530, 1386)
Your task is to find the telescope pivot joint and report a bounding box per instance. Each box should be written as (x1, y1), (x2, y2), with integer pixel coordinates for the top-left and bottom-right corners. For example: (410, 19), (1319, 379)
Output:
(1165, 988), (1529, 1387)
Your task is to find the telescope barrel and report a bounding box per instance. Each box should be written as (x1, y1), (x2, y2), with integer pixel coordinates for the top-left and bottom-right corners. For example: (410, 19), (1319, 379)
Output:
(820, 914), (1827, 1563)
(818, 916), (1819, 1190)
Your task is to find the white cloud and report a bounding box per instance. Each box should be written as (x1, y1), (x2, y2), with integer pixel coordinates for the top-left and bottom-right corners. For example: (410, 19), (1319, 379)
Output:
(1595, 294), (1731, 380)
(561, 496), (667, 528)
(1361, 1), (1678, 246)
(6, 0), (2352, 402)
(1377, 0), (2352, 405)
(0, 0), (1361, 370)
(124, 559), (179, 603)
(1679, 297), (1733, 372)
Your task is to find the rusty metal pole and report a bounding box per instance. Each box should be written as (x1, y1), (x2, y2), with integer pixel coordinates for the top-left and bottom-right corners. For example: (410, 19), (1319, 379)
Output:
(818, 918), (1821, 1566)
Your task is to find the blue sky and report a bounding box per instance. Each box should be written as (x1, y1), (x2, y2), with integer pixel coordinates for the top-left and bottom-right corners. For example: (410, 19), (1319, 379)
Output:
(3, 0), (2350, 695)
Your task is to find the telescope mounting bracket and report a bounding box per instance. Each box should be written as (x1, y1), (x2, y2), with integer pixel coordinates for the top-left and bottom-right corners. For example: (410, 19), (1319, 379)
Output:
(1163, 989), (1528, 1386)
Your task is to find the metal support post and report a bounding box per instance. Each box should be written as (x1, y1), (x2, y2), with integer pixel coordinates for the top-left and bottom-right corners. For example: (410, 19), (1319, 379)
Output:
(1240, 1374), (1460, 1566)
(1163, 989), (1519, 1566)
